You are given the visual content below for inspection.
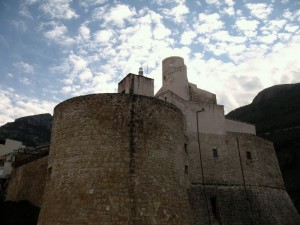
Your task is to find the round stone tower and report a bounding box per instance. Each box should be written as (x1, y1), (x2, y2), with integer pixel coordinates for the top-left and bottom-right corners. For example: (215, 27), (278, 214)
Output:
(162, 56), (189, 100)
(38, 94), (192, 225)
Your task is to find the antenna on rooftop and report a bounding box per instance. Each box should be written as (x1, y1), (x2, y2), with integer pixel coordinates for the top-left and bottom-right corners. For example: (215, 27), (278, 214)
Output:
(138, 67), (143, 76)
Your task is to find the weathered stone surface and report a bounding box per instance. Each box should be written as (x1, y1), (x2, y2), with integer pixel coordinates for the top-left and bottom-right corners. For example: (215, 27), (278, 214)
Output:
(5, 156), (48, 207)
(189, 185), (300, 225)
(38, 94), (192, 225)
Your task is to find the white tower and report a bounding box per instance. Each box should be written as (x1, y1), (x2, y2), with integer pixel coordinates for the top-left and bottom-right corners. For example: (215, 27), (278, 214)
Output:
(159, 56), (189, 100)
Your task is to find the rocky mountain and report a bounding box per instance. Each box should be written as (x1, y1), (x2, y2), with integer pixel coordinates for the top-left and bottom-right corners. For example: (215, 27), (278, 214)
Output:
(0, 113), (52, 147)
(226, 83), (300, 212)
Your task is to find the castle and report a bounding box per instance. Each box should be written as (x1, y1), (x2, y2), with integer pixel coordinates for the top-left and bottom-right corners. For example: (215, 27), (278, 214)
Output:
(5, 57), (300, 224)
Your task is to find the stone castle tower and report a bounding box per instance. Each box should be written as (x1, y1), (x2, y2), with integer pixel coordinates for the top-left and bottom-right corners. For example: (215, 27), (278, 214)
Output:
(35, 56), (299, 224)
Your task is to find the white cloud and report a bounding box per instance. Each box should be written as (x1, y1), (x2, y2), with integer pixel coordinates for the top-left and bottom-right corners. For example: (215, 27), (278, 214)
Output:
(79, 25), (90, 40)
(186, 39), (300, 112)
(94, 30), (114, 44)
(80, 0), (106, 8)
(39, 0), (79, 20)
(225, 0), (234, 7)
(236, 19), (259, 31)
(104, 4), (136, 27)
(194, 13), (224, 33)
(222, 7), (235, 16)
(161, 1), (189, 23)
(79, 69), (93, 81)
(259, 34), (277, 44)
(205, 0), (221, 5)
(180, 31), (197, 45)
(0, 88), (56, 126)
(285, 24), (299, 33)
(19, 0), (39, 19)
(261, 19), (287, 35)
(14, 61), (34, 74)
(212, 30), (247, 44)
(43, 23), (76, 46)
(153, 25), (171, 40)
(19, 77), (32, 85)
(246, 3), (273, 20)
(68, 54), (88, 75)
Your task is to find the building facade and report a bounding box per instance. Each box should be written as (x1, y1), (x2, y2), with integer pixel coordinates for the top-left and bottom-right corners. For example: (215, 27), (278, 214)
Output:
(0, 139), (24, 179)
(6, 57), (300, 224)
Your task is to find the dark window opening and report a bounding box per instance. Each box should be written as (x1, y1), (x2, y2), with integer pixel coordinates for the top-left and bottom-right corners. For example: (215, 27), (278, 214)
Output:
(246, 151), (252, 160)
(184, 143), (188, 154)
(213, 148), (218, 158)
(163, 76), (166, 80)
(210, 197), (217, 217)
(0, 139), (6, 145)
(184, 165), (188, 174)
(121, 90), (125, 94)
(164, 97), (167, 102)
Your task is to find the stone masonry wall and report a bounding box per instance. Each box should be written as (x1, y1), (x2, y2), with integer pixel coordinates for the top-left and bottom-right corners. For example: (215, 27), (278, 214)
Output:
(189, 185), (300, 225)
(186, 132), (285, 188)
(5, 156), (48, 207)
(187, 131), (300, 224)
(38, 94), (192, 225)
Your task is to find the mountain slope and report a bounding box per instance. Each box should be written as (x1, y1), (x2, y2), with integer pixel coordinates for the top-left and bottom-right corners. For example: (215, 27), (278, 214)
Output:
(0, 114), (52, 147)
(226, 83), (300, 212)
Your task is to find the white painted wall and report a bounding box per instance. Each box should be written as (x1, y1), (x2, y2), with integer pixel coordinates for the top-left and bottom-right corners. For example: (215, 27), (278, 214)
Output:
(225, 119), (256, 135)
(0, 139), (24, 155)
(0, 139), (24, 178)
(118, 73), (154, 97)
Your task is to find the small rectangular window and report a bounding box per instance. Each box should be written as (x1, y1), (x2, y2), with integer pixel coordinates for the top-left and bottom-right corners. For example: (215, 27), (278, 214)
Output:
(184, 143), (188, 154)
(184, 165), (188, 174)
(213, 148), (218, 158)
(246, 151), (252, 160)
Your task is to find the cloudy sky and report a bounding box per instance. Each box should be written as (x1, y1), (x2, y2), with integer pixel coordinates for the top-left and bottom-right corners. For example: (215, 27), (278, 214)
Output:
(0, 0), (299, 125)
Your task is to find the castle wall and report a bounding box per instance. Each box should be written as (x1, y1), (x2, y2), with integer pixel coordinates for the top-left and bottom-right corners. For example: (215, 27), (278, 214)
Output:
(188, 83), (217, 104)
(156, 91), (226, 134)
(185, 132), (299, 225)
(155, 83), (299, 224)
(38, 94), (192, 225)
(5, 156), (48, 207)
(186, 132), (285, 188)
(225, 119), (256, 135)
(189, 185), (300, 225)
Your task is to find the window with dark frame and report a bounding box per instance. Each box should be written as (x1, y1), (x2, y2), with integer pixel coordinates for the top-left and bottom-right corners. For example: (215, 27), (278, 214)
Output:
(213, 148), (218, 158)
(184, 165), (188, 174)
(246, 151), (252, 160)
